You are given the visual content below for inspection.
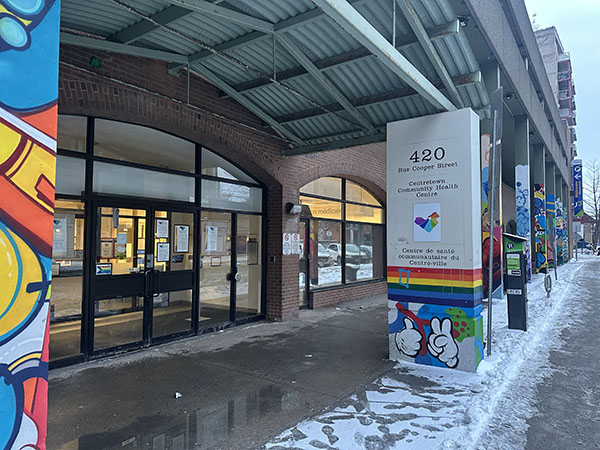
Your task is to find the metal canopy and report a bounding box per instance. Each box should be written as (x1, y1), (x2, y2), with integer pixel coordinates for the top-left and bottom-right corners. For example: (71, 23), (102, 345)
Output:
(59, 0), (489, 154)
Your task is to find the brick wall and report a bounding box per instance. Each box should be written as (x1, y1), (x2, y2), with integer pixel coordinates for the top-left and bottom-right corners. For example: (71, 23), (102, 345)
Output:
(311, 281), (387, 309)
(58, 44), (387, 321)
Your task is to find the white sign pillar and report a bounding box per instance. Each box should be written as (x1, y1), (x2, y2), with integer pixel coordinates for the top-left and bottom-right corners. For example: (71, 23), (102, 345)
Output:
(387, 108), (484, 372)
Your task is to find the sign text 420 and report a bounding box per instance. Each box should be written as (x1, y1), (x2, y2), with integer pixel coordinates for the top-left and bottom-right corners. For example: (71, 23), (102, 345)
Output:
(409, 147), (446, 163)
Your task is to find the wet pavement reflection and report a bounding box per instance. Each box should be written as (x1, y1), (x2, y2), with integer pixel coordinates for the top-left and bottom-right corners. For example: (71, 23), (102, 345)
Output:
(59, 384), (299, 450)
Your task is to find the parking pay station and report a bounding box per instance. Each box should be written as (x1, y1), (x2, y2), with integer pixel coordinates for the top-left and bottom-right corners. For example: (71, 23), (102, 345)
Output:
(503, 233), (528, 331)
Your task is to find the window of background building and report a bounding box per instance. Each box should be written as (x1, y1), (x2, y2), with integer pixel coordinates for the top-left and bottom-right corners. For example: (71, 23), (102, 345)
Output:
(300, 178), (384, 288)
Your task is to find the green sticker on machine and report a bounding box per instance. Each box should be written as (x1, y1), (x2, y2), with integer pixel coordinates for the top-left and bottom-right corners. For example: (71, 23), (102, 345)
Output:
(506, 253), (520, 275)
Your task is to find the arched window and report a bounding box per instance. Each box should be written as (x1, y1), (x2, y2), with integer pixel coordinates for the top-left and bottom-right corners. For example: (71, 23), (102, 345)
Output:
(299, 177), (385, 288)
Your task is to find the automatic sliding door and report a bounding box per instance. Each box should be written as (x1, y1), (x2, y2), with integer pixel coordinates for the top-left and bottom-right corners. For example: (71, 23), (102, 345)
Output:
(199, 212), (232, 326)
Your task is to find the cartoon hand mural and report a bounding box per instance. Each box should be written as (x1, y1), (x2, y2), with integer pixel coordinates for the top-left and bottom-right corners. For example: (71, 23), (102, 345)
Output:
(427, 317), (459, 368)
(395, 317), (423, 357)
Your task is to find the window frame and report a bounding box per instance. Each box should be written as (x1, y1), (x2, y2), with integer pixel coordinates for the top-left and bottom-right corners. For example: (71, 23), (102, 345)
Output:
(299, 177), (386, 290)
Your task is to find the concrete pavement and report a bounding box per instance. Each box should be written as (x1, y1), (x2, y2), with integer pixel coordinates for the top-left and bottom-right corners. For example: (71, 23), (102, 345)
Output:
(525, 257), (600, 449)
(48, 295), (394, 449)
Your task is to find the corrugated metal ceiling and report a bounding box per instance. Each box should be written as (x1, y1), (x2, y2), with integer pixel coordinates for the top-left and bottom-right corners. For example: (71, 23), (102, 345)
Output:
(59, 0), (489, 151)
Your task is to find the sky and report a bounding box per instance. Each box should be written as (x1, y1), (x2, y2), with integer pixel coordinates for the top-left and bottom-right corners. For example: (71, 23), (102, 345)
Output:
(524, 0), (599, 167)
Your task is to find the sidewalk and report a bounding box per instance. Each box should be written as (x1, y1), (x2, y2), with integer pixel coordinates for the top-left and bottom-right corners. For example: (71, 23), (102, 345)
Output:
(49, 256), (590, 450)
(48, 295), (394, 450)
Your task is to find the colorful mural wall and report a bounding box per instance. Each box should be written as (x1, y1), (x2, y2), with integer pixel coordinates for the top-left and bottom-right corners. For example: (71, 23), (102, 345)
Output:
(546, 194), (556, 269)
(0, 1), (60, 449)
(533, 184), (547, 273)
(388, 267), (484, 370)
(573, 159), (583, 219)
(481, 135), (503, 297)
(387, 109), (483, 373)
(515, 164), (532, 281)
(555, 198), (568, 265)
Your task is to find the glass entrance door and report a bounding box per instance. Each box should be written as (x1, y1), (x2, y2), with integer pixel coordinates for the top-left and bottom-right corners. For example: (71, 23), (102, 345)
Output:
(151, 210), (195, 339)
(199, 211), (232, 326)
(92, 204), (196, 353)
(298, 220), (309, 308)
(93, 206), (147, 351)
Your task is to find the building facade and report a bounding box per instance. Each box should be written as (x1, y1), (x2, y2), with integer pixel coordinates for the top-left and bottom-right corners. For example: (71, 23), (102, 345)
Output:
(0, 0), (576, 448)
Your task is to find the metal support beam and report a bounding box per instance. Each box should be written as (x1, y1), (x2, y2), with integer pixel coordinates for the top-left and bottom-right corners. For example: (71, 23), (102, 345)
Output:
(167, 0), (274, 33)
(311, 0), (455, 111)
(283, 132), (386, 156)
(168, 0), (370, 74)
(109, 5), (192, 44)
(274, 71), (480, 124)
(192, 63), (303, 144)
(396, 0), (463, 108)
(225, 20), (460, 97)
(60, 32), (189, 64)
(277, 34), (375, 132)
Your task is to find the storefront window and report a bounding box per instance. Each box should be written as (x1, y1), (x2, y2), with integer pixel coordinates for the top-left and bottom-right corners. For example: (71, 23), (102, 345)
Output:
(201, 147), (258, 184)
(94, 119), (196, 172)
(300, 178), (384, 288)
(346, 204), (384, 224)
(94, 161), (195, 202)
(310, 221), (342, 288)
(236, 215), (262, 317)
(346, 181), (380, 205)
(50, 199), (85, 361)
(57, 115), (86, 152)
(201, 179), (262, 212)
(51, 116), (265, 364)
(56, 155), (85, 196)
(299, 196), (342, 220)
(300, 177), (342, 199)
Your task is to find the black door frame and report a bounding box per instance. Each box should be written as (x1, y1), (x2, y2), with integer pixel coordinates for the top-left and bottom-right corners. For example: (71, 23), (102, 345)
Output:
(299, 219), (310, 309)
(87, 196), (198, 357)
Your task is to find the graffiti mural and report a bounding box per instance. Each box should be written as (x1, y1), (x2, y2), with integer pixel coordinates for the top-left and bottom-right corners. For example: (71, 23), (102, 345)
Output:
(0, 1), (60, 449)
(481, 135), (502, 297)
(573, 159), (583, 218)
(546, 194), (556, 269)
(388, 266), (484, 371)
(515, 164), (532, 281)
(555, 198), (565, 265)
(533, 184), (547, 273)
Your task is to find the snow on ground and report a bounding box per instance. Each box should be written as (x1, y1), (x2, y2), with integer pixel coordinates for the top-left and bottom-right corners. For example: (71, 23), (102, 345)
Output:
(265, 257), (590, 450)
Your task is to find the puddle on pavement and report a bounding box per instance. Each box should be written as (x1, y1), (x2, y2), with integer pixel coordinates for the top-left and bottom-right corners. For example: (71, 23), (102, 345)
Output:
(58, 384), (300, 450)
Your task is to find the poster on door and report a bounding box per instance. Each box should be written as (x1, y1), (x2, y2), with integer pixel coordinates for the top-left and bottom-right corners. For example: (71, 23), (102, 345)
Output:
(157, 242), (170, 262)
(206, 225), (218, 252)
(53, 218), (67, 254)
(175, 225), (189, 253)
(116, 233), (128, 260)
(156, 219), (169, 238)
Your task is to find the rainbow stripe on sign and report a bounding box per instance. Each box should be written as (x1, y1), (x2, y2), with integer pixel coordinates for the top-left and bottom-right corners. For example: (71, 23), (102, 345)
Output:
(388, 266), (482, 308)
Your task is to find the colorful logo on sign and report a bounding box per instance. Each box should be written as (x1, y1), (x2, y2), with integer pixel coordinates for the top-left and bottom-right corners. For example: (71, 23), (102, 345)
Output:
(414, 211), (440, 232)
(413, 203), (441, 242)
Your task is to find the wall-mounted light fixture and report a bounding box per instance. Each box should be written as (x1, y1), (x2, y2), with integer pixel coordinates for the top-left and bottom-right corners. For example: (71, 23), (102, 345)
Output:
(285, 202), (302, 214)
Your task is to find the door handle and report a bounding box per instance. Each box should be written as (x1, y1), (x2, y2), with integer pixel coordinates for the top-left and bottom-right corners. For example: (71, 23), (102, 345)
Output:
(145, 269), (161, 297)
(153, 269), (161, 297)
(226, 272), (241, 282)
